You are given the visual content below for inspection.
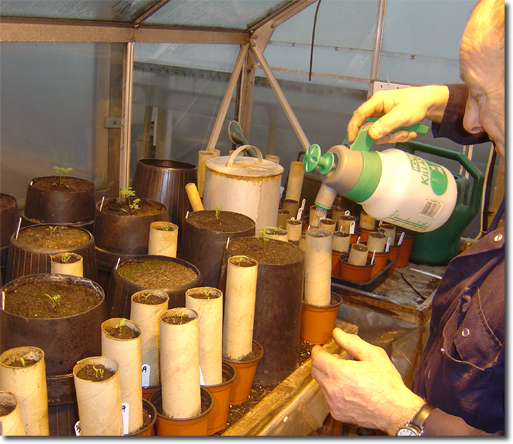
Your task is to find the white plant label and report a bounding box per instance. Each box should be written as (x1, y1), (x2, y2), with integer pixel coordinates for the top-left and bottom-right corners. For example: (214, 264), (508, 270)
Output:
(141, 364), (151, 387)
(122, 403), (129, 435)
(199, 366), (205, 385)
(74, 421), (81, 436)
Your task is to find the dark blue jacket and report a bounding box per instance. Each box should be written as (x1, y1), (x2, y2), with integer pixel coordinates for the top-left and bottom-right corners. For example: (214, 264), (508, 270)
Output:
(412, 84), (505, 435)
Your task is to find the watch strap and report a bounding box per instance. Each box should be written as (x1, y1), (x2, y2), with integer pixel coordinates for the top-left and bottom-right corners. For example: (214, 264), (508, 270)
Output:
(410, 403), (435, 431)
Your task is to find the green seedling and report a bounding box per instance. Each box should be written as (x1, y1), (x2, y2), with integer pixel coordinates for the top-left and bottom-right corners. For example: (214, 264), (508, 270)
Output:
(161, 224), (170, 231)
(20, 357), (27, 367)
(46, 226), (58, 235)
(115, 318), (126, 334)
(61, 252), (71, 263)
(256, 229), (270, 250)
(45, 293), (61, 307)
(53, 166), (73, 188)
(92, 366), (104, 379)
(142, 293), (151, 301)
(120, 186), (140, 214)
(236, 257), (243, 266)
(215, 206), (225, 222)
(203, 289), (212, 299)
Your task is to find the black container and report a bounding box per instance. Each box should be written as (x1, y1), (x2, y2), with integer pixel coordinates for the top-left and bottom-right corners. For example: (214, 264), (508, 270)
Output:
(179, 210), (255, 288)
(219, 237), (305, 385)
(131, 159), (197, 245)
(5, 224), (98, 284)
(0, 273), (107, 435)
(106, 255), (202, 318)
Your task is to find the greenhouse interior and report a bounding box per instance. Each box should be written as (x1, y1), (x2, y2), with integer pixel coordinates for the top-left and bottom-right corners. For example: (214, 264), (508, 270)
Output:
(0, 0), (505, 437)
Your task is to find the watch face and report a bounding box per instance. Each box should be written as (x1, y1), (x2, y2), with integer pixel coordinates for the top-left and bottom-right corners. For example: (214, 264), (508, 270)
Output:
(397, 427), (420, 436)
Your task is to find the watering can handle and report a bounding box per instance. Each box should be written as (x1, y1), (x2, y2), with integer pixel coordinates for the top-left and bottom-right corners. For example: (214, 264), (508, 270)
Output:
(226, 145), (263, 168)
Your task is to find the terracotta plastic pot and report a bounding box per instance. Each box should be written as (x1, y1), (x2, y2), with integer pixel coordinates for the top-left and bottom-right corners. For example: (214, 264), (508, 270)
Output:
(349, 226), (363, 244)
(396, 231), (416, 268)
(128, 399), (157, 436)
(203, 361), (236, 435)
(387, 245), (401, 275)
(148, 388), (213, 436)
(369, 250), (389, 278)
(222, 340), (263, 405)
(331, 250), (341, 276)
(359, 227), (375, 243)
(338, 253), (373, 283)
(300, 293), (343, 345)
(142, 386), (160, 401)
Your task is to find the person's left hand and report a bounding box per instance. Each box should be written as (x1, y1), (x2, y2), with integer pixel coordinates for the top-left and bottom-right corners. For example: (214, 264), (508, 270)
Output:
(311, 328), (425, 435)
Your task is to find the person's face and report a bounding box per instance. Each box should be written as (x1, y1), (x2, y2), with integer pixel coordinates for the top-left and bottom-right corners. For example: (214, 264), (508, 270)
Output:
(459, 12), (505, 165)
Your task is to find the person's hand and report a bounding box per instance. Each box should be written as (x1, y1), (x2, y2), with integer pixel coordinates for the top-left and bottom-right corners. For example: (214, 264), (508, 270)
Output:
(347, 85), (449, 144)
(311, 328), (425, 435)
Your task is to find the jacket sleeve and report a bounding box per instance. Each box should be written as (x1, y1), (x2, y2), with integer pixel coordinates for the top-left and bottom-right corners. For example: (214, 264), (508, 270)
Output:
(422, 408), (504, 436)
(431, 84), (490, 145)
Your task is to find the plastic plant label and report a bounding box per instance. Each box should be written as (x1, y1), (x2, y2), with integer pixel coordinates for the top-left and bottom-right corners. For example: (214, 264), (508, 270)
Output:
(199, 366), (205, 385)
(142, 364), (151, 387)
(122, 403), (129, 435)
(74, 421), (81, 436)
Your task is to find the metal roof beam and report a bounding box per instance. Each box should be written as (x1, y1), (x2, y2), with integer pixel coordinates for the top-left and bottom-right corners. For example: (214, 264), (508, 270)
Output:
(0, 17), (248, 44)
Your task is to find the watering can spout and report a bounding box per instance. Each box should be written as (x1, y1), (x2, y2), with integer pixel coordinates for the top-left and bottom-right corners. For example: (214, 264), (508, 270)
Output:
(228, 121), (259, 158)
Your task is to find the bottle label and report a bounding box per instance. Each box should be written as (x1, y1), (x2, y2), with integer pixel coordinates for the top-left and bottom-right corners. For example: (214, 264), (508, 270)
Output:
(419, 199), (443, 219)
(408, 154), (449, 196)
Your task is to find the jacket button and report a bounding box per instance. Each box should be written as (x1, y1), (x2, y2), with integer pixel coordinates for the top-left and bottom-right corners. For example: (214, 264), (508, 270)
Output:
(494, 234), (503, 242)
(461, 328), (470, 337)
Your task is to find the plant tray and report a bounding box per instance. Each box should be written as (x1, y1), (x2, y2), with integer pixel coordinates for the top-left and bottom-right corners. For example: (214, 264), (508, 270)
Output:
(331, 259), (394, 292)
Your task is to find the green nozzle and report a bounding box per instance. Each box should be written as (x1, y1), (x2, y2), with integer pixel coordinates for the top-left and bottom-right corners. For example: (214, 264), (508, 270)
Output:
(303, 144), (335, 174)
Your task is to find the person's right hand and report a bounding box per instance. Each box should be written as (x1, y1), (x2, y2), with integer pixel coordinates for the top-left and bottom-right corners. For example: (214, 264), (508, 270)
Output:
(347, 85), (449, 144)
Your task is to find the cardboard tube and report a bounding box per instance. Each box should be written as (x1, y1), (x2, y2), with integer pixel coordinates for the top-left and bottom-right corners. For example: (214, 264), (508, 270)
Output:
(282, 199), (299, 218)
(50, 253), (83, 277)
(285, 161), (305, 203)
(198, 149), (220, 197)
(333, 231), (350, 253)
(367, 232), (387, 253)
(185, 183), (205, 212)
(0, 392), (26, 436)
(73, 356), (123, 436)
(360, 211), (376, 230)
(339, 215), (356, 234)
(130, 290), (169, 388)
(298, 234), (306, 251)
(101, 319), (142, 435)
(348, 243), (368, 265)
(0, 347), (48, 436)
(331, 205), (345, 230)
(148, 221), (178, 257)
(286, 219), (302, 242)
(186, 287), (223, 386)
(160, 308), (201, 419)
(304, 229), (333, 306)
(277, 209), (290, 229)
(379, 223), (396, 247)
(320, 218), (336, 233)
(223, 256), (258, 360)
(259, 227), (288, 242)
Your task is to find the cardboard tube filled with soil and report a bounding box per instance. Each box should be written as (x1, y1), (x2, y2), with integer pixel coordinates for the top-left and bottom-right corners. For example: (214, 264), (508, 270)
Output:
(320, 218), (336, 233)
(333, 231), (351, 253)
(367, 232), (387, 253)
(379, 223), (396, 247)
(304, 229), (333, 306)
(159, 308), (201, 419)
(186, 287), (223, 386)
(50, 252), (83, 277)
(348, 243), (368, 266)
(0, 346), (49, 436)
(360, 211), (376, 230)
(284, 161), (304, 203)
(130, 290), (169, 388)
(185, 183), (204, 212)
(101, 318), (142, 435)
(258, 227), (288, 243)
(286, 219), (302, 242)
(73, 356), (123, 436)
(223, 256), (258, 360)
(148, 221), (178, 257)
(0, 391), (26, 436)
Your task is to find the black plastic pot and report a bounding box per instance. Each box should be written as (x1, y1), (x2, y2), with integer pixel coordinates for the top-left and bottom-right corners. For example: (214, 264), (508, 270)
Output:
(0, 273), (107, 435)
(105, 255), (202, 318)
(5, 224), (98, 284)
(93, 197), (168, 275)
(219, 237), (305, 385)
(131, 159), (197, 245)
(179, 210), (255, 288)
(22, 176), (96, 230)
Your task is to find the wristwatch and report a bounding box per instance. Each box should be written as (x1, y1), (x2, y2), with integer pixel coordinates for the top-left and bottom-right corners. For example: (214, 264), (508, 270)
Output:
(396, 403), (435, 436)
